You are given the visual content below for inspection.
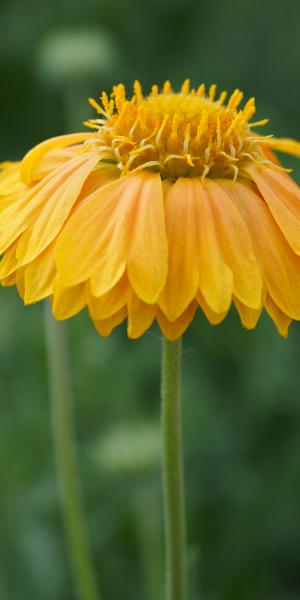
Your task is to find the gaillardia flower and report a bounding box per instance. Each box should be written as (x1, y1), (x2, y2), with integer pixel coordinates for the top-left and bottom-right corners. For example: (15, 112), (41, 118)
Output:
(1, 80), (300, 339)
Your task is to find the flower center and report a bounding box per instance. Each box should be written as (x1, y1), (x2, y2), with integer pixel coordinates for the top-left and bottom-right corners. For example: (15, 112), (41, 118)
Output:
(85, 80), (271, 180)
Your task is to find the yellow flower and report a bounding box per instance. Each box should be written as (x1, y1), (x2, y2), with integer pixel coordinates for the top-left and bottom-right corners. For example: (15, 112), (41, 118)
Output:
(1, 80), (300, 340)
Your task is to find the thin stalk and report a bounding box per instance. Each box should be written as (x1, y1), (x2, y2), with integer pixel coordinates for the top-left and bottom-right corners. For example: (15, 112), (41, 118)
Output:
(44, 302), (100, 600)
(161, 337), (188, 600)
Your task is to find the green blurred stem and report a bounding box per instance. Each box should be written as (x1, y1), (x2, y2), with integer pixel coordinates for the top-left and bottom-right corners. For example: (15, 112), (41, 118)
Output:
(161, 337), (188, 600)
(44, 302), (100, 600)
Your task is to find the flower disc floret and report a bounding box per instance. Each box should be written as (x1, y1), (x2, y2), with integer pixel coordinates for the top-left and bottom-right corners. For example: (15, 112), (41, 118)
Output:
(85, 79), (271, 180)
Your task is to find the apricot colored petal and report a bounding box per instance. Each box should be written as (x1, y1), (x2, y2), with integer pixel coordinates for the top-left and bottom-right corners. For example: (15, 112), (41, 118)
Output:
(17, 154), (100, 265)
(93, 306), (127, 337)
(262, 167), (300, 198)
(88, 274), (128, 320)
(127, 173), (167, 303)
(225, 180), (300, 319)
(56, 175), (135, 289)
(77, 165), (119, 203)
(189, 179), (233, 313)
(158, 178), (199, 320)
(260, 146), (280, 165)
(247, 165), (300, 254)
(157, 302), (197, 341)
(56, 174), (161, 296)
(265, 294), (291, 338)
(196, 291), (227, 325)
(52, 282), (86, 320)
(234, 297), (262, 329)
(24, 242), (56, 303)
(21, 133), (94, 184)
(205, 179), (263, 309)
(127, 292), (157, 338)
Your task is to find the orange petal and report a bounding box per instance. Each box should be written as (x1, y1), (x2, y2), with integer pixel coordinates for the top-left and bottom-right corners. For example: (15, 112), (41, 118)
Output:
(93, 306), (127, 337)
(205, 179), (263, 309)
(158, 178), (199, 320)
(88, 274), (128, 320)
(157, 302), (197, 341)
(16, 153), (100, 265)
(127, 172), (167, 303)
(127, 291), (157, 338)
(246, 165), (300, 254)
(264, 294), (291, 338)
(24, 242), (56, 303)
(225, 180), (300, 319)
(52, 282), (86, 319)
(21, 133), (94, 184)
(234, 297), (262, 329)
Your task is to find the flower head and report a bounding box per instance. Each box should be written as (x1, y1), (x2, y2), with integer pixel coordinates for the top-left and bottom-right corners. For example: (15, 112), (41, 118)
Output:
(1, 80), (300, 339)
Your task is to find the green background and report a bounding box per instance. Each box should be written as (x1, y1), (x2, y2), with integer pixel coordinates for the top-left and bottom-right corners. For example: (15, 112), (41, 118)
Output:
(1, 0), (300, 598)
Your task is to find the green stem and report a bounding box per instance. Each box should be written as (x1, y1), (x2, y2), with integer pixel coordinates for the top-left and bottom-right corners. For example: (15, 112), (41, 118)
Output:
(44, 302), (100, 600)
(161, 337), (188, 600)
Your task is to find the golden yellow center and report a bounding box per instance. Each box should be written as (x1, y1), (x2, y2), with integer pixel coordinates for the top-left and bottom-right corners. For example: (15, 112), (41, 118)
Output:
(85, 80), (271, 179)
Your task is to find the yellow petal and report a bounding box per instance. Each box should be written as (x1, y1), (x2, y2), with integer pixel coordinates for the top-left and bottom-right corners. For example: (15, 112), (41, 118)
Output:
(0, 162), (23, 196)
(16, 154), (100, 265)
(225, 180), (300, 319)
(205, 179), (263, 309)
(196, 290), (228, 325)
(158, 178), (199, 320)
(234, 297), (262, 329)
(93, 306), (127, 337)
(127, 172), (167, 303)
(0, 240), (19, 279)
(157, 302), (197, 341)
(247, 165), (300, 254)
(0, 154), (96, 255)
(127, 291), (157, 338)
(265, 137), (300, 158)
(52, 282), (86, 319)
(16, 267), (25, 299)
(24, 242), (56, 303)
(1, 272), (16, 287)
(88, 274), (128, 320)
(21, 132), (94, 184)
(264, 294), (291, 338)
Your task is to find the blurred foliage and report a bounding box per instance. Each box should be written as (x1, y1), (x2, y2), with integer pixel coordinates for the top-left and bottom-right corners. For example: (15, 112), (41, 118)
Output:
(1, 0), (300, 598)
